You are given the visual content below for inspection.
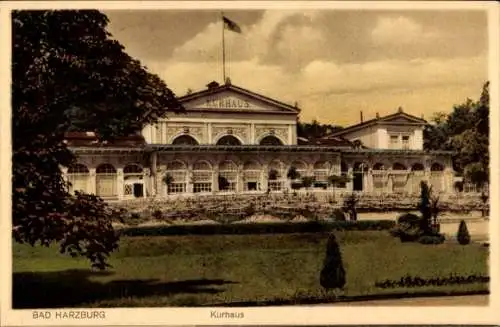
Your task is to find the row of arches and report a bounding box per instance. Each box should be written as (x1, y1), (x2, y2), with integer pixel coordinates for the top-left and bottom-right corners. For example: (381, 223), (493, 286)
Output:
(65, 159), (449, 197)
(66, 163), (145, 198)
(172, 134), (284, 146)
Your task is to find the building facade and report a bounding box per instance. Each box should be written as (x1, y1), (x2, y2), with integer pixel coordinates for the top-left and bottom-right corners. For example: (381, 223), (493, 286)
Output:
(64, 81), (455, 201)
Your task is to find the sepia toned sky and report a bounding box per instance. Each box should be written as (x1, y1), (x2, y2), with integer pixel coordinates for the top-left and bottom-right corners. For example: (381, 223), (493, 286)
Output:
(104, 9), (488, 126)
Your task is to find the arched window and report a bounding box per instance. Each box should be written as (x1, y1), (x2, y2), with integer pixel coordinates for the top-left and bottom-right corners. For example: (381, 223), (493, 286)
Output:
(219, 160), (238, 192)
(193, 161), (212, 193)
(165, 161), (187, 194)
(313, 161), (329, 184)
(391, 163), (408, 193)
(172, 135), (199, 145)
(243, 161), (262, 191)
(96, 164), (117, 197)
(268, 160), (285, 191)
(67, 163), (89, 194)
(260, 135), (283, 146)
(372, 163), (387, 193)
(216, 135), (242, 146)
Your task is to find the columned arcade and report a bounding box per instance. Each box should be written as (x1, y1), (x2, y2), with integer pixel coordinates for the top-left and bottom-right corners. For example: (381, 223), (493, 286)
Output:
(65, 146), (454, 200)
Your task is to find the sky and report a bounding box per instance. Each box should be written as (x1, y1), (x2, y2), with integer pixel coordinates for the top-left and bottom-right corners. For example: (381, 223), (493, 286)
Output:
(104, 9), (488, 126)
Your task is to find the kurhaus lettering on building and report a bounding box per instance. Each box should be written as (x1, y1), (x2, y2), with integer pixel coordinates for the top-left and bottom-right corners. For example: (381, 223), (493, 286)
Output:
(205, 97), (250, 109)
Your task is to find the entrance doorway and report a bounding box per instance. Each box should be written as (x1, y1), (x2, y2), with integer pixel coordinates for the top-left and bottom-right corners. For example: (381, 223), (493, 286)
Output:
(353, 162), (368, 192)
(133, 183), (144, 197)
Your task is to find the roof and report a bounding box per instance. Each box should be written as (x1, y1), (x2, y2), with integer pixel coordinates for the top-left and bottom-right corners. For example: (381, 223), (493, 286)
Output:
(326, 109), (428, 138)
(64, 132), (146, 147)
(177, 80), (300, 115)
(297, 136), (354, 148)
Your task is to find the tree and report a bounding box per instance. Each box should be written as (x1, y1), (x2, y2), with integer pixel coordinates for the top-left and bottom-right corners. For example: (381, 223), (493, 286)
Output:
(418, 181), (432, 234)
(287, 166), (300, 181)
(320, 234), (346, 296)
(12, 10), (182, 269)
(342, 193), (359, 221)
(424, 82), (489, 180)
(301, 176), (315, 189)
(297, 120), (343, 140)
(457, 220), (471, 245)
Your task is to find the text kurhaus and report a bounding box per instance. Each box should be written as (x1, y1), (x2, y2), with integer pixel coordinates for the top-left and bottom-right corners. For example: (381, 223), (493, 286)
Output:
(210, 311), (244, 319)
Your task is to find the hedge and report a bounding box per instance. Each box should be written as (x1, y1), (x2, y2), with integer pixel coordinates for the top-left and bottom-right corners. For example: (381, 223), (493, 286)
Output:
(375, 274), (489, 289)
(118, 220), (396, 237)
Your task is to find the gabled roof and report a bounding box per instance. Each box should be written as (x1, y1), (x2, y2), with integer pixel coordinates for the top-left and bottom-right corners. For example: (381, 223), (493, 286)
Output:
(326, 109), (428, 137)
(177, 80), (300, 114)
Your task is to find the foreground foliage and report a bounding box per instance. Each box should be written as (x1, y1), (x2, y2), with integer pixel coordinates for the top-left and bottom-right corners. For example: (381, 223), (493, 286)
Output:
(12, 10), (181, 269)
(13, 231), (488, 307)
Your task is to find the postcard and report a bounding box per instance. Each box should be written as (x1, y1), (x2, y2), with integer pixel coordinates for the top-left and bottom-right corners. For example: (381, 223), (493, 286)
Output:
(1, 1), (499, 326)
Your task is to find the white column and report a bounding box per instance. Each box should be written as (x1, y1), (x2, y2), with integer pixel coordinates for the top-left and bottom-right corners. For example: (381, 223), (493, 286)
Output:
(117, 168), (124, 200)
(212, 164), (219, 193)
(89, 168), (96, 195)
(208, 122), (213, 144)
(187, 163), (194, 194)
(143, 168), (150, 197)
(251, 123), (256, 144)
(288, 124), (293, 145)
(347, 166), (353, 192)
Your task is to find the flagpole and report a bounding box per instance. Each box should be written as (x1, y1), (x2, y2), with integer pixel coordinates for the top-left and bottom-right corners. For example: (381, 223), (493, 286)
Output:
(221, 11), (226, 83)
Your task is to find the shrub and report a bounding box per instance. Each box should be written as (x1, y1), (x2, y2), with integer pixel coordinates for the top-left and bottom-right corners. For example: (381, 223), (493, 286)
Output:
(391, 213), (423, 242)
(152, 210), (163, 220)
(418, 234), (445, 245)
(320, 234), (346, 292)
(375, 274), (489, 289)
(331, 208), (347, 221)
(119, 220), (396, 237)
(457, 220), (471, 245)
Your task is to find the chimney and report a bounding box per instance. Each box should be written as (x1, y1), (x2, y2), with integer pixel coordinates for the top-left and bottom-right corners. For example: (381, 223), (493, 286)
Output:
(376, 112), (380, 119)
(360, 111), (364, 123)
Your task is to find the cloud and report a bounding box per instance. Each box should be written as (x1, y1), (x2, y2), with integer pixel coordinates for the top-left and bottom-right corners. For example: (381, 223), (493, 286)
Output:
(146, 53), (486, 125)
(170, 10), (325, 67)
(371, 16), (441, 45)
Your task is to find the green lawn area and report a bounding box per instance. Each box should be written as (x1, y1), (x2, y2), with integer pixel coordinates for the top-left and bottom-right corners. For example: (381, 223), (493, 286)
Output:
(12, 231), (489, 308)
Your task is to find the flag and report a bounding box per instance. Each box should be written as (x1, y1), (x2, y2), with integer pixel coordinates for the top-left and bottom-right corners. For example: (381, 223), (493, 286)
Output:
(223, 16), (242, 33)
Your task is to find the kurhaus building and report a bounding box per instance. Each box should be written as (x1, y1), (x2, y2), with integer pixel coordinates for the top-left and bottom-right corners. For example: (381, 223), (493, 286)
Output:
(63, 80), (455, 201)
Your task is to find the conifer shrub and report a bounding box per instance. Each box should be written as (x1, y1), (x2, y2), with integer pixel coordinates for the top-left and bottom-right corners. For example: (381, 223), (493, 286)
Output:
(418, 234), (445, 244)
(320, 233), (346, 293)
(457, 220), (471, 245)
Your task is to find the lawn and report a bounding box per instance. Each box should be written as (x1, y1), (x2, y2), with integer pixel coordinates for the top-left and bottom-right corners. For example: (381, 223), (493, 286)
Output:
(12, 231), (489, 308)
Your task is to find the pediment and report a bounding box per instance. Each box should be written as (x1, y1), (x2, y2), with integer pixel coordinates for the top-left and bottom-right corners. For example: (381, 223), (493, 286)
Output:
(379, 113), (426, 125)
(180, 88), (298, 113)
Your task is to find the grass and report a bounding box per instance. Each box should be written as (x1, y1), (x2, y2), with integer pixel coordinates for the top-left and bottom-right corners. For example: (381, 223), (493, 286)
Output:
(12, 231), (489, 308)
